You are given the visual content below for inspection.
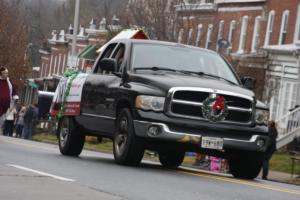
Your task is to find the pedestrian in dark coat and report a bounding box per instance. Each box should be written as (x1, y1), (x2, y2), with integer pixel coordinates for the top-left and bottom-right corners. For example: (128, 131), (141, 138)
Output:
(22, 105), (37, 139)
(262, 120), (278, 180)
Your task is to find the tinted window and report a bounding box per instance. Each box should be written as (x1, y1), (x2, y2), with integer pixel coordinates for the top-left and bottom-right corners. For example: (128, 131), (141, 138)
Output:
(95, 43), (117, 73)
(112, 43), (125, 71)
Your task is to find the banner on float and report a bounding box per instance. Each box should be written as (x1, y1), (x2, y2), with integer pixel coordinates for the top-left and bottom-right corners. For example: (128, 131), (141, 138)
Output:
(50, 73), (88, 116)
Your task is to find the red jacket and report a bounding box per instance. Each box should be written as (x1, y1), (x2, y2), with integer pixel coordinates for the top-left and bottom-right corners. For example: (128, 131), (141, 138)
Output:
(0, 79), (17, 116)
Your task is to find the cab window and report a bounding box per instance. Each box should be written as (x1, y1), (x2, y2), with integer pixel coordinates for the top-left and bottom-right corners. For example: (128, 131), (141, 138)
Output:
(111, 43), (125, 72)
(95, 43), (117, 74)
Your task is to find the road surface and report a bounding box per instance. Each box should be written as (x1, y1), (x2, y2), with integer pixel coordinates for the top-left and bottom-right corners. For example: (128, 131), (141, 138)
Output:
(0, 135), (299, 200)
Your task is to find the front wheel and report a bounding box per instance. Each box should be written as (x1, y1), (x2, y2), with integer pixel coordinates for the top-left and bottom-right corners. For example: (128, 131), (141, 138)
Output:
(229, 151), (264, 179)
(58, 117), (85, 156)
(158, 151), (185, 168)
(113, 108), (144, 166)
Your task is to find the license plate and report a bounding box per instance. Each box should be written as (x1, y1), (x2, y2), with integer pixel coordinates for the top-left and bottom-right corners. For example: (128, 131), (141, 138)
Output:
(201, 137), (223, 150)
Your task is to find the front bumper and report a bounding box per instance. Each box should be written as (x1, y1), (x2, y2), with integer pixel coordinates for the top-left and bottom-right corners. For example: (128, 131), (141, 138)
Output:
(134, 120), (269, 152)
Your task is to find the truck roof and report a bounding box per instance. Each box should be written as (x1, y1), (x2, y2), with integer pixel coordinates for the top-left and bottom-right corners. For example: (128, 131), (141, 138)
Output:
(111, 38), (218, 55)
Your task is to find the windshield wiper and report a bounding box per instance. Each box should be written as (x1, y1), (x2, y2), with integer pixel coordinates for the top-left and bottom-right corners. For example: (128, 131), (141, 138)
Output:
(134, 68), (237, 85)
(177, 70), (238, 85)
(134, 66), (177, 72)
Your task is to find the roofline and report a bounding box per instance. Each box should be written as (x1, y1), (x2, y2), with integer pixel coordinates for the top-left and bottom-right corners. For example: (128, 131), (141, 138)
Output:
(110, 38), (218, 55)
(216, 0), (266, 4)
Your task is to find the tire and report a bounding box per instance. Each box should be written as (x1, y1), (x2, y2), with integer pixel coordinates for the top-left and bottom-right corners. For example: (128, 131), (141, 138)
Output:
(58, 117), (85, 156)
(229, 151), (264, 179)
(113, 108), (144, 166)
(158, 151), (185, 168)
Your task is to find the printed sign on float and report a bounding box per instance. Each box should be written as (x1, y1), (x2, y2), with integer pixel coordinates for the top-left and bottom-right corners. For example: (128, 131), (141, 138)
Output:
(50, 73), (88, 116)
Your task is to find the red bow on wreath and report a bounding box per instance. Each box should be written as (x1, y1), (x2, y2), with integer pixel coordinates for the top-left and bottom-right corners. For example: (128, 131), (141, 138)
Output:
(212, 96), (225, 111)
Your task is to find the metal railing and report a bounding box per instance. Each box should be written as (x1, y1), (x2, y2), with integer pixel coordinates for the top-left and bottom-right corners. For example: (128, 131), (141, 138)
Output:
(276, 106), (300, 149)
(175, 1), (217, 12)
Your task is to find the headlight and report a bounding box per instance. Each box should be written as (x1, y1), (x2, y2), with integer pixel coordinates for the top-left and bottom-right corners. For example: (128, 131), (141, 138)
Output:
(135, 95), (165, 112)
(255, 109), (269, 124)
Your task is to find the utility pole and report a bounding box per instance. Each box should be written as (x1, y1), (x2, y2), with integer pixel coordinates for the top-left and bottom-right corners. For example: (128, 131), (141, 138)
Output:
(70, 0), (80, 68)
(297, 52), (300, 106)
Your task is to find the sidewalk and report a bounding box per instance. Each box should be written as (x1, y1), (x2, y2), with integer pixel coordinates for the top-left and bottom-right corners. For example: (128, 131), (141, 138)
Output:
(262, 170), (300, 185)
(188, 157), (300, 185)
(262, 170), (292, 182)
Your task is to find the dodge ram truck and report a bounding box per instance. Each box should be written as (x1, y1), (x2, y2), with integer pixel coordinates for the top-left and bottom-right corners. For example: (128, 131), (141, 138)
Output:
(54, 38), (270, 179)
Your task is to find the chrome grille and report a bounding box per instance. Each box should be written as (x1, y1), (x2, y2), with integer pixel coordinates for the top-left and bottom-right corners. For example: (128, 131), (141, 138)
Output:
(168, 87), (253, 124)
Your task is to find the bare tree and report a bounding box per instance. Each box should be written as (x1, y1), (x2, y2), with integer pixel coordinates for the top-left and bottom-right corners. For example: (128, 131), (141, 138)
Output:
(127, 0), (179, 41)
(127, 0), (203, 42)
(0, 1), (30, 89)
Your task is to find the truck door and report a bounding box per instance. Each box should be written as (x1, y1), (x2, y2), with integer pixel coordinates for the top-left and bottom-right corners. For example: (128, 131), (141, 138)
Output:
(80, 42), (125, 135)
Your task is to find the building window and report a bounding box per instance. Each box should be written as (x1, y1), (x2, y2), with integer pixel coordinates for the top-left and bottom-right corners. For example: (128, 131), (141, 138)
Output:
(251, 16), (261, 53)
(238, 15), (248, 53)
(178, 28), (184, 43)
(53, 56), (57, 75)
(49, 55), (53, 76)
(187, 28), (193, 45)
(57, 54), (62, 74)
(264, 10), (275, 47)
(216, 20), (224, 51)
(228, 20), (236, 49)
(195, 24), (203, 46)
(205, 24), (213, 49)
(45, 64), (48, 78)
(294, 4), (300, 42)
(41, 63), (45, 78)
(279, 10), (289, 45)
(62, 54), (67, 74)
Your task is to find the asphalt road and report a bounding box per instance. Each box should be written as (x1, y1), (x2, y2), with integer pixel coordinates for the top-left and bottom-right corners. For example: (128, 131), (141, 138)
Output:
(0, 135), (300, 200)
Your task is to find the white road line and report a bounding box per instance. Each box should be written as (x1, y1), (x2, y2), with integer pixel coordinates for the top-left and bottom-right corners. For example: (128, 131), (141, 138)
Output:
(7, 164), (75, 182)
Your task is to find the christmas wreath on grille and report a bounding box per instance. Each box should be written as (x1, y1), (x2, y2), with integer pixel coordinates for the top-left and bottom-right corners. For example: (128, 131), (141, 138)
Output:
(202, 96), (229, 122)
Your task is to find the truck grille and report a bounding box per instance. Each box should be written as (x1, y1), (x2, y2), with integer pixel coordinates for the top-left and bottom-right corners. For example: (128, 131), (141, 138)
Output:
(168, 88), (253, 124)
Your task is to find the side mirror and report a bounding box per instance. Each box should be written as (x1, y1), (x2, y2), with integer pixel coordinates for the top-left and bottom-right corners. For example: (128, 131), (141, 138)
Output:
(241, 76), (255, 90)
(99, 58), (117, 73)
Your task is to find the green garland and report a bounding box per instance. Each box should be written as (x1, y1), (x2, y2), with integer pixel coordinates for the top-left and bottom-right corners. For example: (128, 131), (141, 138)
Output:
(58, 70), (80, 119)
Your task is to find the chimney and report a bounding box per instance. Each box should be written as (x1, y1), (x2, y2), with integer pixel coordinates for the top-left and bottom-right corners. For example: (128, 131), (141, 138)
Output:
(78, 25), (85, 37)
(69, 24), (74, 34)
(89, 18), (96, 29)
(51, 30), (57, 41)
(59, 30), (65, 42)
(112, 14), (119, 25)
(99, 17), (107, 30)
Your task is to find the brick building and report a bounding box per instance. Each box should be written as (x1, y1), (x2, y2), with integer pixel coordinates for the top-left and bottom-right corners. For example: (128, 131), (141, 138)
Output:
(23, 16), (121, 105)
(37, 16), (120, 90)
(175, 0), (300, 121)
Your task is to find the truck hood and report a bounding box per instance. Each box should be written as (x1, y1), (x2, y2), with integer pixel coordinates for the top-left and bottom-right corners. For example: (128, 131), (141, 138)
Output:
(129, 72), (255, 98)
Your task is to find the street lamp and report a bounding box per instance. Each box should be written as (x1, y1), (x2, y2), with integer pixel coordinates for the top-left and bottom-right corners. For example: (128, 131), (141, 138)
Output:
(69, 0), (80, 68)
(297, 52), (300, 105)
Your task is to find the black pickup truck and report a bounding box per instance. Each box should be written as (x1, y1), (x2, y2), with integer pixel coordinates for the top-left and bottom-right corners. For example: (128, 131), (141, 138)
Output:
(57, 39), (270, 179)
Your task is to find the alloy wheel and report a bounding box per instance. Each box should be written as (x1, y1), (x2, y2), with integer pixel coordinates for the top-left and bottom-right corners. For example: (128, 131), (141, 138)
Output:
(59, 118), (69, 148)
(115, 117), (128, 155)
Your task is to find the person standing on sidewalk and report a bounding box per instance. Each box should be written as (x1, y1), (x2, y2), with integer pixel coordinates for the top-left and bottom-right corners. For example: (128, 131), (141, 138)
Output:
(15, 106), (26, 138)
(0, 67), (18, 134)
(262, 120), (278, 180)
(3, 105), (16, 136)
(22, 105), (38, 139)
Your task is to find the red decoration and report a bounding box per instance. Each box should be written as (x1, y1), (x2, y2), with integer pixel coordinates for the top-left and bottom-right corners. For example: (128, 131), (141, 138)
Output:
(212, 96), (225, 111)
(84, 63), (93, 68)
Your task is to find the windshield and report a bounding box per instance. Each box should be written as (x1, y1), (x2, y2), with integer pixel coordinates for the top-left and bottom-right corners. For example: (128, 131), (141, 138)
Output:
(131, 43), (239, 85)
